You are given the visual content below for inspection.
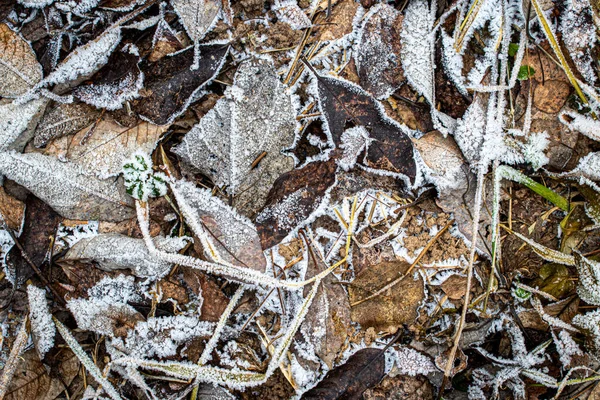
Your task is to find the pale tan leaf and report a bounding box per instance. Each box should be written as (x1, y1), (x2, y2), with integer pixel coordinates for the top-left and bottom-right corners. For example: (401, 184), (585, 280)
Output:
(0, 23), (43, 98)
(43, 118), (167, 178)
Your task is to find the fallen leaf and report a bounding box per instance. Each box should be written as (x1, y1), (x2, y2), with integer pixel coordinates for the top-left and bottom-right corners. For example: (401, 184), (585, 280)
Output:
(301, 254), (351, 368)
(43, 117), (167, 178)
(148, 20), (184, 62)
(440, 274), (467, 300)
(348, 260), (424, 331)
(0, 151), (134, 221)
(62, 233), (188, 278)
(133, 43), (229, 125)
(6, 195), (61, 284)
(183, 268), (229, 322)
(354, 4), (404, 99)
(171, 179), (266, 271)
(174, 58), (296, 217)
(0, 186), (25, 230)
(532, 263), (575, 299)
(73, 49), (144, 110)
(171, 0), (223, 42)
(0, 98), (47, 152)
(256, 158), (337, 250)
(33, 102), (99, 148)
(0, 23), (43, 97)
(5, 349), (80, 400)
(313, 73), (416, 181)
(314, 0), (358, 42)
(301, 348), (385, 400)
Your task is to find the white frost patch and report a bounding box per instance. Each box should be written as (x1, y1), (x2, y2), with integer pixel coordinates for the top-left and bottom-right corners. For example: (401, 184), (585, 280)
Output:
(27, 285), (56, 357)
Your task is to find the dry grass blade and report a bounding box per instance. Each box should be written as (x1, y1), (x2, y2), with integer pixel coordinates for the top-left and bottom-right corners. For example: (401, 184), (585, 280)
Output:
(503, 227), (575, 265)
(530, 0), (589, 107)
(0, 316), (29, 400)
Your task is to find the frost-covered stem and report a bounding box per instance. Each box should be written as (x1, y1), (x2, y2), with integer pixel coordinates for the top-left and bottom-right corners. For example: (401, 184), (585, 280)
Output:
(444, 167), (485, 379)
(135, 201), (344, 289)
(199, 286), (245, 365)
(54, 318), (123, 400)
(483, 160), (502, 313)
(0, 316), (29, 400)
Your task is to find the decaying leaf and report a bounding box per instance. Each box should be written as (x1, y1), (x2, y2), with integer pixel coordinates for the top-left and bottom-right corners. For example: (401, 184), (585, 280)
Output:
(272, 0), (311, 30)
(171, 179), (266, 271)
(175, 58), (296, 216)
(4, 349), (80, 400)
(348, 260), (424, 331)
(301, 348), (385, 399)
(256, 158), (337, 250)
(0, 98), (47, 152)
(354, 4), (404, 99)
(312, 73), (416, 182)
(62, 233), (189, 278)
(72, 49), (144, 110)
(0, 23), (43, 97)
(301, 254), (351, 368)
(33, 102), (99, 148)
(0, 186), (25, 230)
(133, 43), (228, 125)
(0, 151), (134, 221)
(43, 117), (166, 178)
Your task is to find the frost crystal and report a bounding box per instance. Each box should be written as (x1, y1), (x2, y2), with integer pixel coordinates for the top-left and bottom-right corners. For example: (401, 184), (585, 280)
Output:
(453, 99), (486, 165)
(0, 98), (47, 152)
(122, 151), (168, 201)
(573, 309), (600, 354)
(559, 110), (600, 142)
(272, 0), (311, 30)
(392, 346), (436, 376)
(74, 66), (144, 110)
(400, 0), (434, 104)
(27, 285), (55, 357)
(560, 0), (597, 84)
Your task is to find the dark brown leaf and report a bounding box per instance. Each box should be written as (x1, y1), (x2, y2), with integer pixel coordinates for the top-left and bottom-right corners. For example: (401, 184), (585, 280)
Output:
(313, 74), (416, 181)
(256, 158), (337, 250)
(6, 195), (61, 285)
(301, 348), (385, 400)
(133, 43), (229, 125)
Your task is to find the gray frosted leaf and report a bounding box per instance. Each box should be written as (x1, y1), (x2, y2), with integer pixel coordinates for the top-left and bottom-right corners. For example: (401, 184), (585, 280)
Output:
(33, 102), (99, 148)
(63, 233), (189, 278)
(171, 0), (222, 42)
(174, 58), (296, 217)
(354, 4), (404, 99)
(0, 98), (47, 152)
(172, 179), (266, 271)
(0, 151), (134, 221)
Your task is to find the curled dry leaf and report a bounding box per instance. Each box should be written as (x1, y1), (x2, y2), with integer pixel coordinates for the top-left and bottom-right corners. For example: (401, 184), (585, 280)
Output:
(0, 23), (43, 97)
(301, 348), (386, 400)
(133, 43), (229, 125)
(43, 117), (167, 178)
(355, 4), (404, 99)
(256, 158), (337, 250)
(0, 151), (134, 221)
(175, 58), (296, 217)
(312, 73), (416, 182)
(33, 102), (99, 148)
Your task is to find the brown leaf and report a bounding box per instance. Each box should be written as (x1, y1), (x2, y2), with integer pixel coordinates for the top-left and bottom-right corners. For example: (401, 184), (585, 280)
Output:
(5, 349), (79, 400)
(301, 348), (385, 400)
(0, 23), (43, 98)
(313, 74), (416, 181)
(182, 268), (229, 322)
(43, 117), (167, 177)
(348, 260), (424, 331)
(355, 5), (404, 99)
(33, 102), (99, 148)
(148, 22), (184, 62)
(301, 255), (351, 368)
(0, 186), (25, 231)
(256, 158), (337, 250)
(314, 0), (358, 42)
(6, 195), (61, 284)
(440, 274), (467, 300)
(133, 43), (229, 125)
